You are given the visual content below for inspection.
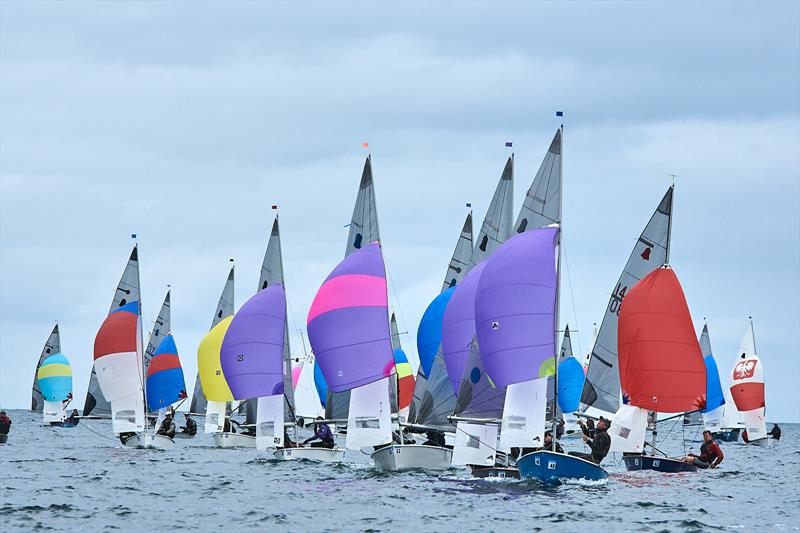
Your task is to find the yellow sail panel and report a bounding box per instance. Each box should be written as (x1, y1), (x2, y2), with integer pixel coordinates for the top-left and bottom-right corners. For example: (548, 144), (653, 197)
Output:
(198, 315), (234, 402)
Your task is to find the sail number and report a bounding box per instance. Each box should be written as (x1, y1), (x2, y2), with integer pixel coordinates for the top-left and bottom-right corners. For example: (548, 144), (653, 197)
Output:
(609, 283), (628, 316)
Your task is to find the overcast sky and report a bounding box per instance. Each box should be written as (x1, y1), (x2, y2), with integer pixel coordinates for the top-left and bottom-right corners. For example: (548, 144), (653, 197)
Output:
(2, 1), (798, 421)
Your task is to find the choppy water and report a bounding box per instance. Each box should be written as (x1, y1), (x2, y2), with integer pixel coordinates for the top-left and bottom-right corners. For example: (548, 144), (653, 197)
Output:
(1, 410), (798, 532)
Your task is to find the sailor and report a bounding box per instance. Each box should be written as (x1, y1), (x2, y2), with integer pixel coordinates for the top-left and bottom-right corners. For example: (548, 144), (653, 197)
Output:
(683, 430), (724, 468)
(577, 417), (596, 438)
(118, 432), (136, 445)
(539, 431), (564, 454)
(0, 411), (11, 435)
(302, 417), (335, 448)
(180, 413), (197, 436)
(768, 424), (782, 440)
(157, 412), (176, 439)
(569, 417), (611, 464)
(422, 429), (446, 447)
(65, 409), (80, 426)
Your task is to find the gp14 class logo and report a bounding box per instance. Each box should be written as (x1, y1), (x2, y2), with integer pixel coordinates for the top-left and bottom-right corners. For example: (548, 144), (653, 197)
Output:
(734, 359), (757, 379)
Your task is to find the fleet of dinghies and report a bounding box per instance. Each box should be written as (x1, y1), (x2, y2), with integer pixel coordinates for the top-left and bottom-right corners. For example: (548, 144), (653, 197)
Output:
(22, 128), (778, 481)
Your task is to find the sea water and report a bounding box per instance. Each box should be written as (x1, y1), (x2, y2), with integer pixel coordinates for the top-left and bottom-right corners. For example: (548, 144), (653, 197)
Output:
(1, 410), (798, 532)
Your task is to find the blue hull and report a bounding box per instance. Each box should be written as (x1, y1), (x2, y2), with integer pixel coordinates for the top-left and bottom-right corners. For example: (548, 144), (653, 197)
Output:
(623, 455), (698, 473)
(712, 429), (740, 442)
(517, 451), (608, 483)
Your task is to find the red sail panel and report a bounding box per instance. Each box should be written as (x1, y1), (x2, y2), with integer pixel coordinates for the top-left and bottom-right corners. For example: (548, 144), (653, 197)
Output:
(618, 267), (706, 413)
(94, 308), (138, 360)
(730, 382), (765, 411)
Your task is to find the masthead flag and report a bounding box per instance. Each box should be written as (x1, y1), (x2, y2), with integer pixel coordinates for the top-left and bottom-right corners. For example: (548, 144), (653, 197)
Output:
(505, 142), (513, 147)
(556, 111), (564, 117)
(362, 142), (369, 149)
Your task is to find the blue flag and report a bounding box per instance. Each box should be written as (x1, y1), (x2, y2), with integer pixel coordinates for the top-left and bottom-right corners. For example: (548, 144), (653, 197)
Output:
(466, 203), (472, 208)
(505, 142), (513, 147)
(555, 111), (564, 117)
(131, 234), (137, 239)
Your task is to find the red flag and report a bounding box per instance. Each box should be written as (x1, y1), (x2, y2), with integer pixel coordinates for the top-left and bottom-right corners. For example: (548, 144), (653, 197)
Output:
(362, 142), (369, 149)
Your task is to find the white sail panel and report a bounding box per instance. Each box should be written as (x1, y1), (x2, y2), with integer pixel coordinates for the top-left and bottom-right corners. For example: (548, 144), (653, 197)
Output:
(256, 394), (285, 450)
(294, 357), (324, 418)
(32, 324), (61, 412)
(42, 400), (66, 424)
(720, 388), (745, 429)
(608, 404), (648, 453)
(581, 186), (673, 414)
(442, 212), (474, 291)
(499, 377), (547, 451)
(514, 129), (562, 233)
(204, 400), (227, 434)
(452, 422), (498, 467)
(111, 394), (145, 434)
(468, 157), (514, 270)
(345, 377), (392, 451)
(742, 408), (767, 441)
(702, 405), (724, 432)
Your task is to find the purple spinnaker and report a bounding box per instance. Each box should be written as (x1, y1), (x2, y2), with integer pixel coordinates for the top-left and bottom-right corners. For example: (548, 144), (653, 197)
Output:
(441, 261), (487, 394)
(307, 242), (393, 393)
(220, 283), (286, 400)
(475, 226), (559, 388)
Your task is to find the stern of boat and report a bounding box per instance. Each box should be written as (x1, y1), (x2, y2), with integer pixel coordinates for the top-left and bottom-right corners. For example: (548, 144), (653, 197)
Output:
(371, 444), (453, 471)
(517, 450), (608, 482)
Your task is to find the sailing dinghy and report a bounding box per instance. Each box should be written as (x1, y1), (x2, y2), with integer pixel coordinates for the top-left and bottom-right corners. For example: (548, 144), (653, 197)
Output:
(37, 353), (73, 426)
(698, 324), (727, 436)
(32, 324), (61, 414)
(730, 320), (769, 446)
(618, 267), (708, 473)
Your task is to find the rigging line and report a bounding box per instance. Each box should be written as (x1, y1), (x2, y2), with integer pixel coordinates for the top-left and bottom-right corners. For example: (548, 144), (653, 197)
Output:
(561, 240), (582, 358)
(79, 422), (118, 442)
(454, 422), (499, 454)
(382, 254), (413, 367)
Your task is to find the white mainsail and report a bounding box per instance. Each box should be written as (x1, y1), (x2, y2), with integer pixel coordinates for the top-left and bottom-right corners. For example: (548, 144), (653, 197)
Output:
(581, 186), (674, 416)
(31, 324), (61, 412)
(84, 247), (140, 416)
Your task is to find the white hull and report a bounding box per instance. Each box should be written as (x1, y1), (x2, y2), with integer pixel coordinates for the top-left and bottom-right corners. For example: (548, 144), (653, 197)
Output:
(273, 447), (346, 462)
(371, 444), (453, 471)
(746, 436), (771, 447)
(212, 432), (256, 448)
(123, 433), (175, 450)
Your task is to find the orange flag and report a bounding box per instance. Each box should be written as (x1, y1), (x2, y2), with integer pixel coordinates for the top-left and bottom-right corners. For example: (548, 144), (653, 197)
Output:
(362, 142), (369, 149)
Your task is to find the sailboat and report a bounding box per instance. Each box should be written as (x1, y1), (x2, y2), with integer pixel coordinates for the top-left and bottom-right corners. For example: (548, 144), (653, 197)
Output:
(697, 324), (726, 435)
(580, 186), (674, 419)
(91, 245), (150, 447)
(371, 209), (475, 471)
(715, 388), (745, 442)
(37, 353), (73, 426)
(307, 242), (394, 463)
(730, 319), (769, 446)
(31, 324), (62, 413)
(618, 266), (708, 473)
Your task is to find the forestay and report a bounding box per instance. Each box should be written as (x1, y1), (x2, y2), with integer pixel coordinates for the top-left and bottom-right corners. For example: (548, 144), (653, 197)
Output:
(581, 186), (674, 415)
(32, 324), (61, 413)
(84, 246), (140, 416)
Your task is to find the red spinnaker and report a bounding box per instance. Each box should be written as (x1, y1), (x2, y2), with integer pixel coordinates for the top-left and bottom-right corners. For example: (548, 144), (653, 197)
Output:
(618, 267), (706, 413)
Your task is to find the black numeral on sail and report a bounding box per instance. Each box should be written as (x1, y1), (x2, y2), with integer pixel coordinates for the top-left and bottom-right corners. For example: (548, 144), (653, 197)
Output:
(609, 283), (628, 316)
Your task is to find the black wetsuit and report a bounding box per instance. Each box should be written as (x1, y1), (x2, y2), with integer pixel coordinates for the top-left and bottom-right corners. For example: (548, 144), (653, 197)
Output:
(570, 428), (610, 464)
(182, 417), (197, 436)
(769, 425), (781, 440)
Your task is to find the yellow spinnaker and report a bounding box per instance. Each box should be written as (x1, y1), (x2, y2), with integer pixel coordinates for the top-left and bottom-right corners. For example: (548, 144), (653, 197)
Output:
(198, 315), (234, 402)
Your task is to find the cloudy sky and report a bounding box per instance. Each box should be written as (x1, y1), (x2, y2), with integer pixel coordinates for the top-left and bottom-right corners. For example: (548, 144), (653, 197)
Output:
(2, 1), (798, 421)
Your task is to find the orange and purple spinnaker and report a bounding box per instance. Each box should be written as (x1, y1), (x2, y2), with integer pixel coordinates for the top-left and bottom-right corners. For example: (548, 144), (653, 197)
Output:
(220, 283), (287, 400)
(307, 242), (393, 393)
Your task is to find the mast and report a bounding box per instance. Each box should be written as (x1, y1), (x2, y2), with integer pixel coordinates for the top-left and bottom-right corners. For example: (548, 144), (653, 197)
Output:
(134, 243), (147, 432)
(551, 125), (564, 451)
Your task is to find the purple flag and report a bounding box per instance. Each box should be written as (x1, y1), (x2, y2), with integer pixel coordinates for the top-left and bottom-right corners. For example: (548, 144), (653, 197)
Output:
(220, 283), (286, 399)
(307, 242), (393, 393)
(475, 226), (559, 388)
(441, 261), (487, 394)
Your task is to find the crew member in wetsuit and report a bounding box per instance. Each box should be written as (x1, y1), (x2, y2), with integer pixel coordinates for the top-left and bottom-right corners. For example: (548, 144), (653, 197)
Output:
(157, 412), (176, 438)
(683, 430), (724, 468)
(422, 429), (446, 447)
(180, 414), (197, 436)
(536, 431), (564, 454)
(0, 411), (11, 436)
(302, 417), (335, 448)
(569, 417), (611, 464)
(768, 424), (781, 440)
(65, 409), (80, 426)
(577, 417), (596, 438)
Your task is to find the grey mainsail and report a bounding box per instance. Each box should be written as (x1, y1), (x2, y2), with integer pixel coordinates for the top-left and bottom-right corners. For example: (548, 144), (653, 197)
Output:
(31, 324), (61, 412)
(454, 337), (505, 419)
(442, 211), (474, 291)
(189, 266), (234, 414)
(326, 157), (382, 419)
(144, 290), (171, 375)
(514, 129), (563, 233)
(83, 246), (139, 416)
(345, 155), (380, 257)
(580, 186), (674, 414)
(388, 313), (401, 413)
(414, 348), (456, 429)
(257, 217), (295, 422)
(468, 157), (514, 270)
